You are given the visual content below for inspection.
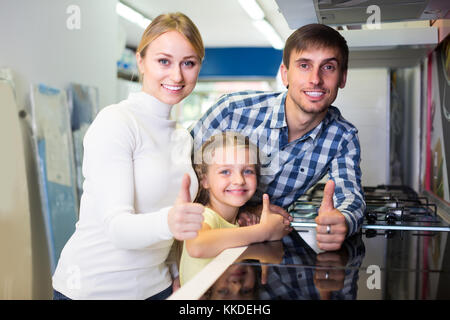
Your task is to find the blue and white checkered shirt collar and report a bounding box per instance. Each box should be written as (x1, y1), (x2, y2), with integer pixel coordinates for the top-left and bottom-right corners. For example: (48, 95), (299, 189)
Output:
(269, 91), (288, 129)
(272, 91), (340, 142)
(308, 109), (339, 142)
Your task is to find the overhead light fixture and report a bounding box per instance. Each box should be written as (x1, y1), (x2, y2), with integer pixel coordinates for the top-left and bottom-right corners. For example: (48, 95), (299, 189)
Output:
(253, 20), (284, 50)
(116, 2), (151, 29)
(238, 0), (265, 20)
(238, 0), (284, 50)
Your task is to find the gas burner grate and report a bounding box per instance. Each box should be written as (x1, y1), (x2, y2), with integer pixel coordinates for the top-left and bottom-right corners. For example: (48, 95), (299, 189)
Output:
(289, 184), (450, 232)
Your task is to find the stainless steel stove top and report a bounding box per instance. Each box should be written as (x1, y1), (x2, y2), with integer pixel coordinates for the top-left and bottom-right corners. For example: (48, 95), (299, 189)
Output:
(289, 184), (450, 232)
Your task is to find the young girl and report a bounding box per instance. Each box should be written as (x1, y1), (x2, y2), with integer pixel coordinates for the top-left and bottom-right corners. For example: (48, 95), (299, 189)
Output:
(179, 132), (289, 285)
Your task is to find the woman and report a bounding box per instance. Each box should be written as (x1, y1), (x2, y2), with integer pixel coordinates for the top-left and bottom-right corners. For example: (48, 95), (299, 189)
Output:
(52, 12), (205, 300)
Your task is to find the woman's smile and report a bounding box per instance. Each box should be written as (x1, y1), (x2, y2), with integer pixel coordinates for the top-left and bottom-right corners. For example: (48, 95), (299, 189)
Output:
(161, 83), (185, 92)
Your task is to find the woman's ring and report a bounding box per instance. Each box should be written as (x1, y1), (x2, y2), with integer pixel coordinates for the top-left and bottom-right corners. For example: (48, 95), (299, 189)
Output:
(326, 225), (331, 234)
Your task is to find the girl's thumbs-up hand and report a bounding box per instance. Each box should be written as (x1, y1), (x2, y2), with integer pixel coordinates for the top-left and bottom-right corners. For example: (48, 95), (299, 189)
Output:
(314, 180), (348, 251)
(260, 194), (290, 241)
(168, 174), (204, 240)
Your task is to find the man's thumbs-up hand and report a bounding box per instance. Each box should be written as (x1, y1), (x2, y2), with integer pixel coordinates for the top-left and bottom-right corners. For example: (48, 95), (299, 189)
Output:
(314, 180), (348, 251)
(168, 174), (204, 240)
(319, 179), (336, 213)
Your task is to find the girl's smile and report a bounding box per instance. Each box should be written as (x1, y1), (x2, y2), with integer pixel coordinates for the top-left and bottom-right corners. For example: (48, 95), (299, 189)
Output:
(202, 146), (258, 222)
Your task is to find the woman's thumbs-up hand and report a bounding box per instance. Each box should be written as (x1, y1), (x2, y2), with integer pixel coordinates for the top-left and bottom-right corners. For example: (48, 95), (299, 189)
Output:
(168, 174), (204, 240)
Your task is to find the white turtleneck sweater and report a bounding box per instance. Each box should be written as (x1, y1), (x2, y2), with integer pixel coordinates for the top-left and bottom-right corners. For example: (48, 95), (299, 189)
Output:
(52, 91), (198, 300)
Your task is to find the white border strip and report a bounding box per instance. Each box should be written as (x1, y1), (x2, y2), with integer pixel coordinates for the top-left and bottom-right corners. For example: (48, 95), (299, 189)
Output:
(362, 225), (450, 231)
(291, 222), (450, 231)
(167, 246), (248, 300)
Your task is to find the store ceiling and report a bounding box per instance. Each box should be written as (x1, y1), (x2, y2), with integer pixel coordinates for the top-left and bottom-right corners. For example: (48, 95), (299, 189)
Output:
(119, 0), (448, 69)
(120, 0), (448, 49)
(120, 0), (293, 48)
(278, 0), (449, 29)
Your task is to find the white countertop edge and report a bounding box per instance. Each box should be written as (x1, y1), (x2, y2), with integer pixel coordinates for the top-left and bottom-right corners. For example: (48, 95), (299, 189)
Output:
(167, 246), (248, 300)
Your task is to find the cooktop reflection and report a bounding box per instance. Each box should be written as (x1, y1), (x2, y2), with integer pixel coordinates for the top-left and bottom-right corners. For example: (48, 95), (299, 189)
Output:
(198, 229), (450, 300)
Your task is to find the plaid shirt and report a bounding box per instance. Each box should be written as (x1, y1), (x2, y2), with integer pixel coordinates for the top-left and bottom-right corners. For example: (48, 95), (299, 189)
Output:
(190, 90), (365, 236)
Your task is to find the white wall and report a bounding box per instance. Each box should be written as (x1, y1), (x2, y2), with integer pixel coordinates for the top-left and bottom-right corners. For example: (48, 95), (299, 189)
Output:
(0, 0), (119, 299)
(0, 0), (119, 110)
(396, 66), (422, 191)
(334, 68), (390, 187)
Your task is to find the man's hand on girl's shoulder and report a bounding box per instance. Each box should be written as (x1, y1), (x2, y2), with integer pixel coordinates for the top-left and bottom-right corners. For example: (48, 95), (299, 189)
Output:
(237, 209), (260, 226)
(238, 201), (293, 227)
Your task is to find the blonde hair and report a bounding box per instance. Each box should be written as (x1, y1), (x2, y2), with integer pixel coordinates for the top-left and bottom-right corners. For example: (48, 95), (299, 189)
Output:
(192, 132), (261, 205)
(137, 12), (204, 61)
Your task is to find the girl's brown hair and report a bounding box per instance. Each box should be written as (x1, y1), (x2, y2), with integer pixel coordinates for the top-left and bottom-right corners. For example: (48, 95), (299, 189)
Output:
(192, 132), (261, 205)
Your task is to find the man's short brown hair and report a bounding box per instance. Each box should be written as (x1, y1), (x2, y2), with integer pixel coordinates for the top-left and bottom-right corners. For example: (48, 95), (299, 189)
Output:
(283, 24), (349, 72)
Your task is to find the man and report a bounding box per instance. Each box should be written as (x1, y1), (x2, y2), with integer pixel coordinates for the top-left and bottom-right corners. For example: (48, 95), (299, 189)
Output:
(190, 24), (365, 251)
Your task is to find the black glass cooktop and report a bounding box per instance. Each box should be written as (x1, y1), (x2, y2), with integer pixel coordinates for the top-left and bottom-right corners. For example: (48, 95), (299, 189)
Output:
(199, 229), (450, 300)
